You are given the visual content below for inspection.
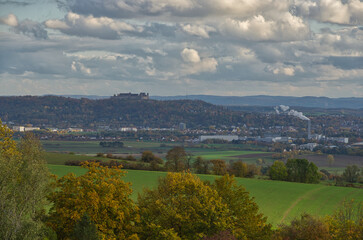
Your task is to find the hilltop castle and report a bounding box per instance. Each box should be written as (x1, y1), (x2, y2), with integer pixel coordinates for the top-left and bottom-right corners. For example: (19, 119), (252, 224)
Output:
(113, 92), (149, 100)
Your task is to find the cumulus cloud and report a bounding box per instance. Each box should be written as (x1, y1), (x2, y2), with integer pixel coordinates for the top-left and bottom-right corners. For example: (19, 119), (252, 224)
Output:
(220, 13), (310, 41)
(71, 61), (92, 75)
(1, 14), (48, 39)
(181, 48), (200, 63)
(181, 24), (215, 38)
(0, 13), (18, 26)
(293, 0), (363, 25)
(180, 48), (218, 75)
(45, 12), (142, 39)
(265, 63), (304, 76)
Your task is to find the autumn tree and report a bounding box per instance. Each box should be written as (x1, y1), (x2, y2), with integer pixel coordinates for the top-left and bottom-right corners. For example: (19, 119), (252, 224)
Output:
(325, 199), (363, 240)
(229, 161), (248, 177)
(47, 162), (139, 240)
(193, 156), (210, 174)
(273, 214), (330, 240)
(327, 154), (335, 167)
(0, 121), (52, 240)
(213, 175), (272, 239)
(137, 172), (232, 239)
(342, 165), (360, 183)
(141, 151), (163, 164)
(269, 160), (288, 181)
(211, 159), (228, 175)
(165, 146), (188, 172)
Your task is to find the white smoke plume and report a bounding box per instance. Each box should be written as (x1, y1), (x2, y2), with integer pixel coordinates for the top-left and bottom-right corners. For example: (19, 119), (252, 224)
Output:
(274, 105), (310, 121)
(287, 110), (310, 121)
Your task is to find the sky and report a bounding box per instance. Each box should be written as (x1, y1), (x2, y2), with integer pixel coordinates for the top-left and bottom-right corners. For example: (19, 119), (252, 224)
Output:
(0, 0), (362, 97)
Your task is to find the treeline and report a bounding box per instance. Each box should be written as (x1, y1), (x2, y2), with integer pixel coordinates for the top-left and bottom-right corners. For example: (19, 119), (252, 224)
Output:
(66, 146), (324, 184)
(1, 120), (363, 240)
(67, 146), (363, 188)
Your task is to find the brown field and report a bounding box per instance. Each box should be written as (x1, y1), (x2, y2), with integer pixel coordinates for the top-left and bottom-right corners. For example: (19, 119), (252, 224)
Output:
(233, 153), (273, 159)
(301, 154), (363, 168)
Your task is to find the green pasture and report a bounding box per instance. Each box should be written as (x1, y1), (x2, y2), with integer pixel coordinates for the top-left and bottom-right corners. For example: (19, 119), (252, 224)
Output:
(48, 164), (363, 226)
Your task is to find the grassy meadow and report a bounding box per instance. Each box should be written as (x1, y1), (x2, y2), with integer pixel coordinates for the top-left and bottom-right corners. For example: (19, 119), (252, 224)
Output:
(48, 164), (363, 226)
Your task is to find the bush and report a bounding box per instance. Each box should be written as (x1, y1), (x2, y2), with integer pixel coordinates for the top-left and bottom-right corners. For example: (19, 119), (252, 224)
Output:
(140, 151), (163, 164)
(273, 214), (330, 240)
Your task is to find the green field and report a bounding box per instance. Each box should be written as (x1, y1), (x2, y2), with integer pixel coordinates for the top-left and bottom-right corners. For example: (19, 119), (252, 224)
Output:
(42, 140), (273, 164)
(48, 164), (363, 226)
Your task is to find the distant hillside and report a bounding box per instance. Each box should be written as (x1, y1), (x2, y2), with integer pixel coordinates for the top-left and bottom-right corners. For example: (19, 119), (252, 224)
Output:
(151, 95), (363, 109)
(0, 96), (246, 128)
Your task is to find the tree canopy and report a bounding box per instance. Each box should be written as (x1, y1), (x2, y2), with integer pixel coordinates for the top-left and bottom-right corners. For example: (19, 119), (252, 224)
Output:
(137, 172), (272, 239)
(0, 120), (52, 240)
(47, 162), (139, 240)
(286, 158), (320, 183)
(138, 172), (232, 239)
(165, 147), (188, 172)
(269, 160), (288, 181)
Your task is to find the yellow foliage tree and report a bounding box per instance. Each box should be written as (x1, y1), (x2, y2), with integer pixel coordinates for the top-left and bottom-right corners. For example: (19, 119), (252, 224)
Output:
(138, 172), (232, 239)
(325, 200), (363, 240)
(213, 175), (272, 239)
(0, 119), (19, 159)
(47, 162), (139, 240)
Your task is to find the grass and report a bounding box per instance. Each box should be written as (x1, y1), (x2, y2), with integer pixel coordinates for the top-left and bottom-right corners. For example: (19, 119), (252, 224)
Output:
(48, 164), (363, 227)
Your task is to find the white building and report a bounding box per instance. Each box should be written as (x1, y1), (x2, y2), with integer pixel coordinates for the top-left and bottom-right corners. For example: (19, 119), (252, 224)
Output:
(120, 127), (138, 132)
(24, 127), (40, 131)
(299, 143), (318, 151)
(13, 126), (25, 132)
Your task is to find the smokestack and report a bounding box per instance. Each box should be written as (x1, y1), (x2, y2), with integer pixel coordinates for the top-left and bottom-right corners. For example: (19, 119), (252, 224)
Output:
(308, 119), (311, 140)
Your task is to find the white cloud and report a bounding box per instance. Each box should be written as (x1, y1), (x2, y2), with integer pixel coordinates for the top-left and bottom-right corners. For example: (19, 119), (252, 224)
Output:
(0, 14), (18, 27)
(181, 48), (201, 63)
(220, 13), (310, 41)
(265, 63), (304, 76)
(319, 0), (350, 24)
(293, 0), (363, 25)
(181, 24), (215, 38)
(71, 61), (92, 75)
(45, 12), (141, 39)
(180, 48), (217, 75)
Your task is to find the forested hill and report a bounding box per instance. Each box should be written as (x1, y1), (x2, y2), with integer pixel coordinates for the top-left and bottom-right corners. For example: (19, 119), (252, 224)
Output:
(152, 95), (363, 109)
(0, 96), (246, 128)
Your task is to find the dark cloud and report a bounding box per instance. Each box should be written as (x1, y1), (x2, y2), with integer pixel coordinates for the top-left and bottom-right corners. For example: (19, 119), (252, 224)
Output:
(14, 19), (48, 39)
(325, 56), (363, 70)
(0, 0), (32, 6)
